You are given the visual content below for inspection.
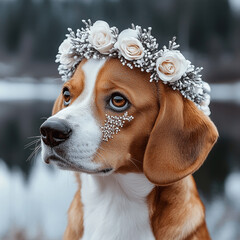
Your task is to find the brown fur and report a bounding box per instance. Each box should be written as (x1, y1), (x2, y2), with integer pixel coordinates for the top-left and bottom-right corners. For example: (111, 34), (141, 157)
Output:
(143, 82), (218, 185)
(64, 183), (84, 239)
(51, 59), (218, 239)
(52, 60), (86, 115)
(148, 176), (210, 240)
(93, 59), (159, 173)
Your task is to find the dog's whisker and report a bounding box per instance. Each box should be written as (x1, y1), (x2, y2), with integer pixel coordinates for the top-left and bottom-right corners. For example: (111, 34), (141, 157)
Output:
(40, 117), (48, 120)
(27, 136), (41, 141)
(129, 158), (141, 171)
(27, 135), (41, 139)
(95, 152), (109, 167)
(28, 145), (41, 160)
(98, 146), (106, 152)
(26, 144), (41, 162)
(95, 152), (106, 163)
(24, 138), (41, 149)
(129, 157), (142, 164)
(29, 146), (41, 151)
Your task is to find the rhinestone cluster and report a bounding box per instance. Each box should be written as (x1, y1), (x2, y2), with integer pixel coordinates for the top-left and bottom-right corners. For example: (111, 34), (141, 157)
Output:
(101, 112), (134, 142)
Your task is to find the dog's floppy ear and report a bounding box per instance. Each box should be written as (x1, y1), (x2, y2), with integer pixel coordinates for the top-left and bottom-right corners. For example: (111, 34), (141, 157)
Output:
(143, 82), (218, 186)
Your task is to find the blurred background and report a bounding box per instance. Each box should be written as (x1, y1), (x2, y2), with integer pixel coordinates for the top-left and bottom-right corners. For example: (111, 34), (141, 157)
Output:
(0, 0), (240, 239)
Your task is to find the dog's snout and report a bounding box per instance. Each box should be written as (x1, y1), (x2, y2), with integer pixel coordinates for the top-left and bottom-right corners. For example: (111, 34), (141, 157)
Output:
(40, 118), (72, 147)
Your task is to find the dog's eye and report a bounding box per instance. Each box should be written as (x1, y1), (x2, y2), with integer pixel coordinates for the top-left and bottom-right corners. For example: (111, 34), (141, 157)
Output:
(63, 87), (71, 106)
(109, 93), (129, 112)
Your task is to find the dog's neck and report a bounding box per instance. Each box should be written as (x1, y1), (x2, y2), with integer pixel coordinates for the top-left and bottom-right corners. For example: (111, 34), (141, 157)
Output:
(80, 172), (155, 240)
(88, 173), (154, 199)
(79, 173), (207, 240)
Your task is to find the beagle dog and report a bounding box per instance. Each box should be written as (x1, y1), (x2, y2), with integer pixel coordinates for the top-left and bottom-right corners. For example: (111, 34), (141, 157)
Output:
(40, 58), (218, 240)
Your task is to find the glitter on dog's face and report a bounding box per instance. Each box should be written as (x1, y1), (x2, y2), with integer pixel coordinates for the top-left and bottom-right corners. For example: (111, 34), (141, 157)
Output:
(101, 112), (134, 142)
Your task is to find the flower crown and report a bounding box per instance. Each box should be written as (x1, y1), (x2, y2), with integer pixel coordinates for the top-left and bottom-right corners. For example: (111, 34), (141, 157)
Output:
(56, 19), (211, 116)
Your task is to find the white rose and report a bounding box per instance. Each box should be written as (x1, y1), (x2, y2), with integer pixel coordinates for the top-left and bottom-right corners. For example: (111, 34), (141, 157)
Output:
(156, 50), (190, 82)
(114, 29), (144, 61)
(88, 20), (115, 54)
(59, 54), (75, 67)
(200, 105), (211, 116)
(58, 38), (75, 67)
(202, 81), (211, 94)
(59, 38), (72, 55)
(200, 93), (211, 115)
(201, 94), (211, 107)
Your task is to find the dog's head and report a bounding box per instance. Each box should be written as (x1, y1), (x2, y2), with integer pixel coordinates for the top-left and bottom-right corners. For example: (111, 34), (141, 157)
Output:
(40, 58), (218, 185)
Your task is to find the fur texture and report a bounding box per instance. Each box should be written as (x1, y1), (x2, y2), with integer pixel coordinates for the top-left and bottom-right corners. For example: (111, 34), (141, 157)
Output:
(81, 173), (155, 240)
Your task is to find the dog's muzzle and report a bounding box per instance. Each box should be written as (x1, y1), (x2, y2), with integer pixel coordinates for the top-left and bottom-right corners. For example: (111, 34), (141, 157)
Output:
(40, 118), (72, 147)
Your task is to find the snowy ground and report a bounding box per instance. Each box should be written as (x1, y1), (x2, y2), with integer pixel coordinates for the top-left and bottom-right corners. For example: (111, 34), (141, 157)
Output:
(0, 158), (77, 240)
(206, 173), (240, 239)
(0, 157), (240, 240)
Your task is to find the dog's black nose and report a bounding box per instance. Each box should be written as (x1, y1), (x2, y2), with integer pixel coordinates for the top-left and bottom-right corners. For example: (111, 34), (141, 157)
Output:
(40, 118), (72, 147)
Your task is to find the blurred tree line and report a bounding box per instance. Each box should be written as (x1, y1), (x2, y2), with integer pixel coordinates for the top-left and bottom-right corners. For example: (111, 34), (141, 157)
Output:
(0, 0), (239, 197)
(0, 0), (238, 62)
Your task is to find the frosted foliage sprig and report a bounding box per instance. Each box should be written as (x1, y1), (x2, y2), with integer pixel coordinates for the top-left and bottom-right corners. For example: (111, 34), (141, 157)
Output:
(118, 24), (159, 73)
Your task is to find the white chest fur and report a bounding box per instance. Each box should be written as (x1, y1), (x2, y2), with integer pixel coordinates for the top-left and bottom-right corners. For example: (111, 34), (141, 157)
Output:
(80, 173), (155, 240)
